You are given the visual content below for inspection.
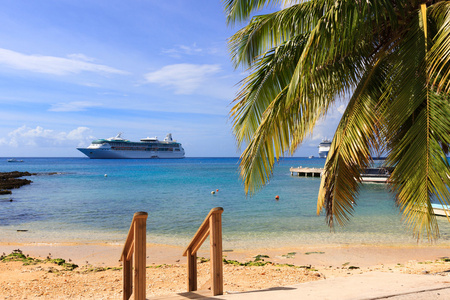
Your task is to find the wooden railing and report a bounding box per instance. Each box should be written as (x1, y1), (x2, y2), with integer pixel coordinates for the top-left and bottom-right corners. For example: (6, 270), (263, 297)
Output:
(182, 207), (224, 296)
(120, 211), (148, 300)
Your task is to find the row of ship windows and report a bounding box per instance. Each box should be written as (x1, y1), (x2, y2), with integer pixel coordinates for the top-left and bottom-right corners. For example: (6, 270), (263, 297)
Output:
(110, 147), (181, 151)
(98, 142), (180, 148)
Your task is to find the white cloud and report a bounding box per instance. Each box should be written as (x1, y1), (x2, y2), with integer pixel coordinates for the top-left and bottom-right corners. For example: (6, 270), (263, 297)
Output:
(0, 125), (94, 148)
(161, 44), (219, 58)
(0, 48), (128, 76)
(144, 63), (221, 94)
(337, 104), (346, 114)
(49, 101), (102, 112)
(67, 53), (96, 62)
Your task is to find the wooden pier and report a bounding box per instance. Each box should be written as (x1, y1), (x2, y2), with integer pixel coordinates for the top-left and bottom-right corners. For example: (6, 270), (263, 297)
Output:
(290, 167), (391, 183)
(290, 167), (323, 178)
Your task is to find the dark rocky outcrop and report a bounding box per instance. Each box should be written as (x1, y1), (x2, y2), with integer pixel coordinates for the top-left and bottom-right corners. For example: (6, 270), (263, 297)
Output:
(0, 171), (36, 194)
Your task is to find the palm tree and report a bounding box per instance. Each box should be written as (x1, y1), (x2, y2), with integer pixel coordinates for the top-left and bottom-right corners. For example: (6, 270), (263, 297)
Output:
(224, 0), (450, 239)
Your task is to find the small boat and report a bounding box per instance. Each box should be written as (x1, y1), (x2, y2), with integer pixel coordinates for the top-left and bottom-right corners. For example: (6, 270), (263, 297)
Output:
(7, 158), (24, 162)
(431, 203), (450, 217)
(360, 168), (392, 183)
(309, 155), (314, 159)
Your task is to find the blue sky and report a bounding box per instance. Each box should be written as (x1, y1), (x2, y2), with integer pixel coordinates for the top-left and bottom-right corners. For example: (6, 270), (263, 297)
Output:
(0, 0), (344, 157)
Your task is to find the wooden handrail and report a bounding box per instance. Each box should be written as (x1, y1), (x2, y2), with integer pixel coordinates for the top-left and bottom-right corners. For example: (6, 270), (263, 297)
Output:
(120, 211), (148, 300)
(183, 207), (223, 296)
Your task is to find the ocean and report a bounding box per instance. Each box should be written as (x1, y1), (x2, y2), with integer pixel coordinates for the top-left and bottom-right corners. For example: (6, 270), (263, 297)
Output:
(1, 157), (449, 249)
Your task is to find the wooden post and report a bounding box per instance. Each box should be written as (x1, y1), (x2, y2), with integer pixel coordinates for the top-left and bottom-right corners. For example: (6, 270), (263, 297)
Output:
(182, 207), (223, 296)
(122, 254), (132, 300)
(209, 212), (223, 296)
(133, 214), (147, 300)
(187, 249), (197, 291)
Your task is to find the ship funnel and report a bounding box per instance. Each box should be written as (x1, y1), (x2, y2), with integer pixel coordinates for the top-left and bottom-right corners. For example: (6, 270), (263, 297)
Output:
(164, 133), (173, 142)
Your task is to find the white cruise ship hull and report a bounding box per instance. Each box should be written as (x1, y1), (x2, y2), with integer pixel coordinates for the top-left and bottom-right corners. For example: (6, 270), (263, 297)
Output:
(318, 139), (332, 158)
(318, 150), (329, 158)
(77, 148), (185, 159)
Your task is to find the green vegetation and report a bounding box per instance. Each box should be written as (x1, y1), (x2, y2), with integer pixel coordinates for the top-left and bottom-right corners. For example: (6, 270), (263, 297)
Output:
(282, 252), (297, 258)
(222, 254), (313, 268)
(1, 249), (78, 271)
(253, 254), (270, 261)
(197, 257), (210, 263)
(305, 252), (325, 255)
(224, 0), (450, 239)
(147, 264), (172, 268)
(83, 266), (121, 273)
(223, 258), (270, 267)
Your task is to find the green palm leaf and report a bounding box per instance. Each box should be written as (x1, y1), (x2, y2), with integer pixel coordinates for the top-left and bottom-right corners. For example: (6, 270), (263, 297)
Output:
(225, 0), (450, 239)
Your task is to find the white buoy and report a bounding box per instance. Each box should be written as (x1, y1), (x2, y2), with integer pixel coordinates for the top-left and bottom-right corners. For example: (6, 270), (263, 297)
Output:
(104, 174), (108, 177)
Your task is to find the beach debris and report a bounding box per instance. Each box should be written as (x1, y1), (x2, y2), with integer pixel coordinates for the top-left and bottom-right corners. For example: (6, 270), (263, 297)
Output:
(16, 229), (28, 232)
(305, 251), (325, 255)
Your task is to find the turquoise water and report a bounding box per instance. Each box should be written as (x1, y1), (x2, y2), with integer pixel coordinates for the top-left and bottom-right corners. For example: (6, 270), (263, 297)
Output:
(1, 157), (449, 248)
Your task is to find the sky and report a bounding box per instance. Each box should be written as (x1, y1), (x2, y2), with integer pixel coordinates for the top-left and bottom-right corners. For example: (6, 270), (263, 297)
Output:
(0, 0), (344, 157)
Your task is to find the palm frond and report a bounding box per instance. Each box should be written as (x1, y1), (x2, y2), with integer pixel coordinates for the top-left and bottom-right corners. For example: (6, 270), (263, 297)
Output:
(384, 4), (450, 239)
(228, 2), (323, 68)
(428, 2), (450, 93)
(231, 33), (309, 147)
(318, 57), (384, 227)
(223, 0), (284, 25)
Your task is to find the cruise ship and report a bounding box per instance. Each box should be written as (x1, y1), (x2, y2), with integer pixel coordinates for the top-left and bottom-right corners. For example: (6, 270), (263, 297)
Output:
(77, 133), (185, 159)
(318, 139), (331, 158)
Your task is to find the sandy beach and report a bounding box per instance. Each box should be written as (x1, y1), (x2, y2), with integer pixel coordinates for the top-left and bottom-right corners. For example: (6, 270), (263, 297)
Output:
(1, 242), (449, 299)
